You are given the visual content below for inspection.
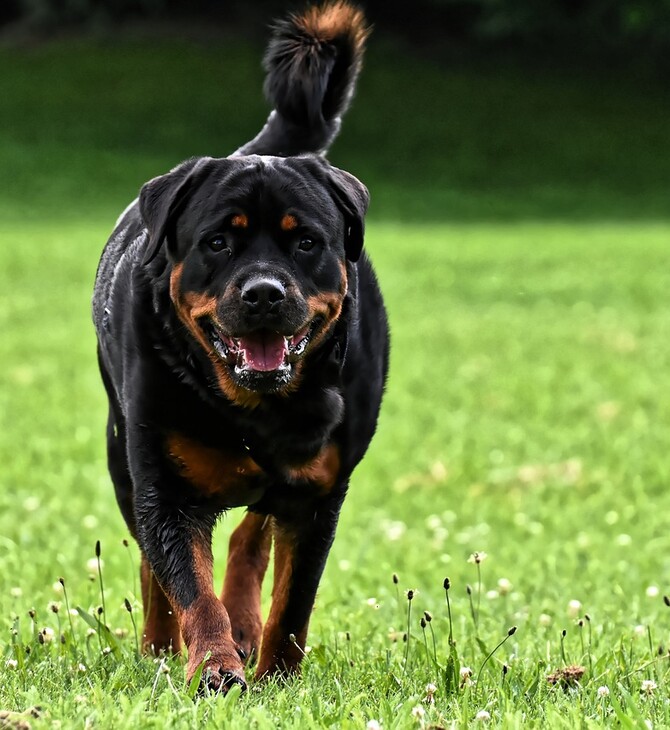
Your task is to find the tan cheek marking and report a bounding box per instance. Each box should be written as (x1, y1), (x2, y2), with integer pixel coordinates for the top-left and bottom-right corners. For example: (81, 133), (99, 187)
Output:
(304, 261), (349, 351)
(169, 264), (262, 409)
(286, 443), (340, 493)
(280, 214), (298, 231)
(231, 214), (248, 228)
(166, 433), (263, 498)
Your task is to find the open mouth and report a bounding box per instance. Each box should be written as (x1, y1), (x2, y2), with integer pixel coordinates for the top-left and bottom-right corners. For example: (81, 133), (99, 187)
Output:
(203, 320), (318, 376)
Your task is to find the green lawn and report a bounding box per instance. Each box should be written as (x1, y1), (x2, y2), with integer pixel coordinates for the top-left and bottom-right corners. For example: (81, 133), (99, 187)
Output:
(1, 31), (669, 729)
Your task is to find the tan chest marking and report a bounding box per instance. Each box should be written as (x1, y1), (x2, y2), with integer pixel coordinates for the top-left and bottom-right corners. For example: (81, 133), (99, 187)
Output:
(167, 433), (264, 502)
(286, 443), (340, 493)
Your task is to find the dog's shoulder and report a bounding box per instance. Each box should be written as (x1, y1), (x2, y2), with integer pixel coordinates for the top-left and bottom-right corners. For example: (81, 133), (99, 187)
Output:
(92, 199), (146, 337)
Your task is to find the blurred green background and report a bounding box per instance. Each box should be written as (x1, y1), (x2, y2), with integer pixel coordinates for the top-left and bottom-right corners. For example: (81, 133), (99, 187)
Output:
(1, 3), (670, 726)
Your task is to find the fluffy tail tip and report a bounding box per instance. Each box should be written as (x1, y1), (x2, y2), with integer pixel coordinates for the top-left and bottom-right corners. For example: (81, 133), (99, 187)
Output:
(263, 1), (370, 127)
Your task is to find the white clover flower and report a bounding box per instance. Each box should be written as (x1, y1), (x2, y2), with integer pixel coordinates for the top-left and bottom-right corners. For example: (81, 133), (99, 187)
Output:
(6, 659), (18, 670)
(383, 520), (407, 541)
(23, 496), (40, 512)
(497, 578), (512, 595)
(82, 515), (98, 529)
(634, 624), (647, 638)
(426, 514), (443, 530)
(641, 679), (657, 695)
(460, 666), (473, 685)
(52, 581), (64, 594)
(539, 613), (552, 627)
(475, 710), (491, 722)
(425, 683), (437, 694)
(486, 590), (499, 600)
(567, 600), (582, 618)
(430, 461), (447, 481)
(597, 685), (610, 698)
(10, 587), (23, 598)
(411, 705), (425, 719)
(86, 628), (97, 638)
(86, 557), (104, 572)
(366, 722), (381, 730)
(77, 663), (87, 673)
(646, 586), (660, 598)
(338, 559), (351, 571)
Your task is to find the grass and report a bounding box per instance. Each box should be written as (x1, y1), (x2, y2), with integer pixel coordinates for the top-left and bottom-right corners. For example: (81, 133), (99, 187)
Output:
(1, 28), (670, 729)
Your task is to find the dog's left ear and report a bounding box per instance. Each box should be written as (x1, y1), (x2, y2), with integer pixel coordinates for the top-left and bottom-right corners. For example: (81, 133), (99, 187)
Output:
(327, 166), (369, 262)
(139, 157), (214, 265)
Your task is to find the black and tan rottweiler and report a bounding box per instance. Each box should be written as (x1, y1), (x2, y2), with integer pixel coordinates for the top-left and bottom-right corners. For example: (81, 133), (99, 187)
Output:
(93, 1), (388, 692)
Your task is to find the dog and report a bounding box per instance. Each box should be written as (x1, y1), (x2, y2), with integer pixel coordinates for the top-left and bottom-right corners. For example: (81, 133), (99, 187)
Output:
(93, 1), (388, 692)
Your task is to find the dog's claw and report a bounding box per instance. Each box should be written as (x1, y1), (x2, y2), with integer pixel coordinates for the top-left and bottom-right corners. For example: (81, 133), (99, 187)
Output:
(202, 666), (247, 695)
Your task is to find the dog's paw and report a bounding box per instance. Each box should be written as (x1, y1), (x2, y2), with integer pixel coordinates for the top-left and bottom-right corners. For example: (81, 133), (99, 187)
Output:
(201, 664), (247, 694)
(187, 652), (247, 695)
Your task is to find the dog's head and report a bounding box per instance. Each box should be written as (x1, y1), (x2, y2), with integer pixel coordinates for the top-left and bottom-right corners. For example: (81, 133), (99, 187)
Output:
(139, 154), (368, 405)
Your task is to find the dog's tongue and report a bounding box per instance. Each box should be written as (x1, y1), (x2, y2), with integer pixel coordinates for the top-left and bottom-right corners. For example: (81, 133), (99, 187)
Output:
(239, 331), (287, 372)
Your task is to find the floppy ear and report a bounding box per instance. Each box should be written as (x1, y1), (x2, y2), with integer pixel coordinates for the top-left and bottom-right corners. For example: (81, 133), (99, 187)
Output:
(138, 157), (214, 265)
(327, 166), (369, 262)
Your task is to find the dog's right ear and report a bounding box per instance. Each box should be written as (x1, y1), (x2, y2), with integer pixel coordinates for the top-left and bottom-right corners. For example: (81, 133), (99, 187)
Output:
(139, 157), (214, 265)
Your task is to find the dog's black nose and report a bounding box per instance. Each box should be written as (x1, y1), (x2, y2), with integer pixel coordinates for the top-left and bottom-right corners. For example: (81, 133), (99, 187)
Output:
(241, 277), (286, 313)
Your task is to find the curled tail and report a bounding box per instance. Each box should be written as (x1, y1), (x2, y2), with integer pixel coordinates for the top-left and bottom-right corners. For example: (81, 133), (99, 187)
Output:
(234, 1), (369, 158)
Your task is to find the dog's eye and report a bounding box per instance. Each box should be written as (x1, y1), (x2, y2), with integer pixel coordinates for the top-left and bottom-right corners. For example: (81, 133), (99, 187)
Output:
(208, 237), (230, 253)
(297, 236), (316, 252)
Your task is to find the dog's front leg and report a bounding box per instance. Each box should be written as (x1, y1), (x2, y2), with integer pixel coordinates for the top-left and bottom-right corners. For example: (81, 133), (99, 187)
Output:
(255, 490), (346, 679)
(132, 476), (247, 692)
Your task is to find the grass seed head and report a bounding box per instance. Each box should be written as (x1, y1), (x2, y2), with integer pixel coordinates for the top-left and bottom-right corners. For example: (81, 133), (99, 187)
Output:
(423, 610), (432, 622)
(443, 577), (451, 591)
(392, 573), (399, 585)
(664, 595), (670, 607)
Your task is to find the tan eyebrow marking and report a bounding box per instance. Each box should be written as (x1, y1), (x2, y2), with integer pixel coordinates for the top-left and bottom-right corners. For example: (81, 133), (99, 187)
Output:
(231, 214), (248, 228)
(280, 214), (298, 231)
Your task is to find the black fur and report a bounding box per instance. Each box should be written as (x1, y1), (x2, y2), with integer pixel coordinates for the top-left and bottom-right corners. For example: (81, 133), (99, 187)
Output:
(93, 1), (387, 690)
